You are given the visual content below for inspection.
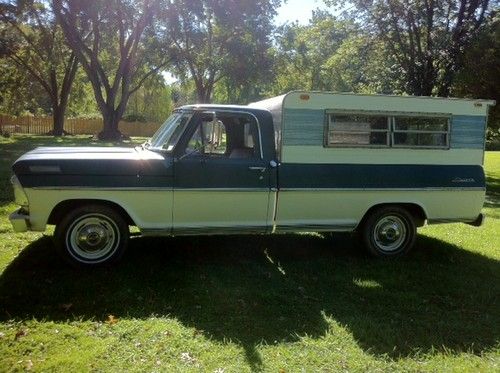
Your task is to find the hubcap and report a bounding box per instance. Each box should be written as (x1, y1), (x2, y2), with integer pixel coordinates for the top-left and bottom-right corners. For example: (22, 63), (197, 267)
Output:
(373, 215), (407, 252)
(67, 214), (119, 262)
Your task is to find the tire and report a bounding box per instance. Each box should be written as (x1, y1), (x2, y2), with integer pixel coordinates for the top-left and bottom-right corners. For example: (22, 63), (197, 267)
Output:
(361, 206), (416, 258)
(54, 204), (129, 267)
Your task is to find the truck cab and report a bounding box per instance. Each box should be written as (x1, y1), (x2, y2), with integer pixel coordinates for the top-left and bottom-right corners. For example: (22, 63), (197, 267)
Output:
(163, 105), (278, 235)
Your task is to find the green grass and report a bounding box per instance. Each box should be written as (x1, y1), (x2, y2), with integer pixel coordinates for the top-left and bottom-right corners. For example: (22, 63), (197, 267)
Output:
(0, 135), (499, 372)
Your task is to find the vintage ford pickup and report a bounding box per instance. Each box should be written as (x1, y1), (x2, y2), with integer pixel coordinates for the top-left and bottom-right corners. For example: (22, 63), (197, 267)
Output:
(9, 91), (495, 266)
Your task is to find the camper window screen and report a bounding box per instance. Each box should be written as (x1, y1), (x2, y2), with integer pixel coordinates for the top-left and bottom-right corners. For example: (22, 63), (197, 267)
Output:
(326, 114), (390, 147)
(392, 117), (449, 148)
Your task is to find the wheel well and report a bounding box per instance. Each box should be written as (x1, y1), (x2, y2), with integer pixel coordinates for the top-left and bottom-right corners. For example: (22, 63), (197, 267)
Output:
(47, 199), (135, 226)
(357, 203), (427, 230)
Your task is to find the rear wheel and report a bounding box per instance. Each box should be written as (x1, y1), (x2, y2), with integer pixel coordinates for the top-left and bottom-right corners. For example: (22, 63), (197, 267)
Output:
(361, 206), (416, 258)
(54, 204), (128, 267)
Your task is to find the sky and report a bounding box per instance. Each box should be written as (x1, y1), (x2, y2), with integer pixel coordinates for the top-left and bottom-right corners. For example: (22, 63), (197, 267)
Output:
(275, 0), (330, 25)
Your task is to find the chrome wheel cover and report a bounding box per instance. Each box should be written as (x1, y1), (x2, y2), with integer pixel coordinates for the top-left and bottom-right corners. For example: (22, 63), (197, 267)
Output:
(373, 215), (407, 252)
(66, 213), (120, 263)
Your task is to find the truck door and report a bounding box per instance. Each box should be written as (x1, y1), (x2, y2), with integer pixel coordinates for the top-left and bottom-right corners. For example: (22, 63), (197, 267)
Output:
(172, 110), (273, 234)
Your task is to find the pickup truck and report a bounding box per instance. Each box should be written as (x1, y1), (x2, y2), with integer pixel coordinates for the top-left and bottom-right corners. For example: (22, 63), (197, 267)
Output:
(9, 91), (494, 266)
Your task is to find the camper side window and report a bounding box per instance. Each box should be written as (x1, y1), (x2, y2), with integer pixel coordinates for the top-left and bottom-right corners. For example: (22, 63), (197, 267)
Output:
(326, 114), (390, 147)
(393, 116), (449, 148)
(325, 112), (450, 149)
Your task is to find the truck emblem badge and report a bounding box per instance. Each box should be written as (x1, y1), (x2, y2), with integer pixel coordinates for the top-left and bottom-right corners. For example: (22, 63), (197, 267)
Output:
(452, 177), (475, 183)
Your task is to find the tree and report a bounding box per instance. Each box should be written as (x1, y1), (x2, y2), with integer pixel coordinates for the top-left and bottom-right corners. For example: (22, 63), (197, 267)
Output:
(125, 73), (173, 123)
(326, 0), (493, 96)
(52, 0), (168, 140)
(0, 57), (48, 115)
(269, 11), (397, 96)
(159, 0), (280, 103)
(0, 0), (79, 135)
(452, 12), (500, 139)
(271, 12), (359, 94)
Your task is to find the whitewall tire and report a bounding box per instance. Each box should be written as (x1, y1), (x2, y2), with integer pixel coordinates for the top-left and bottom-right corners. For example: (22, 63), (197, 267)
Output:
(54, 204), (129, 267)
(361, 206), (416, 258)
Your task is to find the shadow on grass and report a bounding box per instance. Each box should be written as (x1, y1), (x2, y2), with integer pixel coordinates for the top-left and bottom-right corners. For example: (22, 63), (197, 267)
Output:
(485, 174), (500, 209)
(0, 233), (498, 365)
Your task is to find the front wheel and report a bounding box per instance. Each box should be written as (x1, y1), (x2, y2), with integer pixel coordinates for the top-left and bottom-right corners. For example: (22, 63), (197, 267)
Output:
(361, 206), (416, 258)
(54, 204), (129, 267)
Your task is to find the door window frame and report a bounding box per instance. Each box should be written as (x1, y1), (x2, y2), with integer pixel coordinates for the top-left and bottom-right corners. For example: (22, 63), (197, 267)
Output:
(174, 109), (264, 160)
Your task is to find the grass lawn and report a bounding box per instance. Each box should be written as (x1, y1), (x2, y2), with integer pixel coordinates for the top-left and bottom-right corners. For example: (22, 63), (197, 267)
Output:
(0, 135), (498, 372)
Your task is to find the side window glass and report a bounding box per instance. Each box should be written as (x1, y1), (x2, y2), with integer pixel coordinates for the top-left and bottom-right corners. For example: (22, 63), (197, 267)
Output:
(393, 116), (449, 148)
(185, 119), (227, 157)
(326, 114), (390, 147)
(186, 125), (203, 155)
(184, 112), (261, 159)
(202, 119), (227, 155)
(228, 118), (260, 159)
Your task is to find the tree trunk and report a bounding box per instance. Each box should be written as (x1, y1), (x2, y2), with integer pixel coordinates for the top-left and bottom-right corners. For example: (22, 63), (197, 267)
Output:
(52, 105), (65, 136)
(98, 109), (123, 140)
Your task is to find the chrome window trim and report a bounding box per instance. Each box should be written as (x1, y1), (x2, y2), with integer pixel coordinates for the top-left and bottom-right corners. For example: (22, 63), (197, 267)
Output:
(325, 109), (452, 117)
(324, 110), (452, 150)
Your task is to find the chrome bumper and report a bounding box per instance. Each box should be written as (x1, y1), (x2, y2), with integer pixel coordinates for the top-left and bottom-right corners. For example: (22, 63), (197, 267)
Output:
(9, 209), (30, 232)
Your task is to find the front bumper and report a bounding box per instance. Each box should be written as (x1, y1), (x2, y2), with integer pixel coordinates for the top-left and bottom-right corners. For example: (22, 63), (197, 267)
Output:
(9, 208), (30, 232)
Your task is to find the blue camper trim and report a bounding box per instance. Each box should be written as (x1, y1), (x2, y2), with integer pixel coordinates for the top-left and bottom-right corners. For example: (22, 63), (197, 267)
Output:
(450, 115), (486, 149)
(278, 164), (485, 190)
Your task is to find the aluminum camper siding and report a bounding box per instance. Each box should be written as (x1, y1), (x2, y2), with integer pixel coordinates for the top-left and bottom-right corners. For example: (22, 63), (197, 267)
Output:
(254, 91), (493, 231)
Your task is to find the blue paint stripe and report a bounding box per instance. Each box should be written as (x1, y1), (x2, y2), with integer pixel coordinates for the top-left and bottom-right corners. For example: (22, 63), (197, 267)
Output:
(450, 116), (485, 149)
(279, 164), (485, 189)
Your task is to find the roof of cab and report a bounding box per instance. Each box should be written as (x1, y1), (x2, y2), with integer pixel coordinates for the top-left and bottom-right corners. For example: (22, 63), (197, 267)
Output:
(177, 104), (273, 122)
(178, 104), (266, 111)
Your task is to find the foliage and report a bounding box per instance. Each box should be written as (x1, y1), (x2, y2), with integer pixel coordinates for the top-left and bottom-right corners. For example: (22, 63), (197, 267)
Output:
(0, 0), (79, 135)
(0, 58), (51, 115)
(0, 135), (499, 371)
(269, 11), (400, 96)
(158, 0), (281, 103)
(326, 0), (493, 96)
(124, 73), (173, 123)
(65, 70), (100, 118)
(452, 12), (500, 145)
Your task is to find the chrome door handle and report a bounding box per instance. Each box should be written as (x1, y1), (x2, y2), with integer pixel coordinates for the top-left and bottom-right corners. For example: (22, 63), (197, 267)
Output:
(248, 166), (267, 172)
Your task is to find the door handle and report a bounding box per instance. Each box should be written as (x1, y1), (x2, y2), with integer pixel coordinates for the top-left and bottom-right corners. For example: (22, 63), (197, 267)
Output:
(248, 166), (267, 172)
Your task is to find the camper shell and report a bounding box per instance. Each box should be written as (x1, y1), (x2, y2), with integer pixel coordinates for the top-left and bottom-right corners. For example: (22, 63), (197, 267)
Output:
(9, 91), (495, 266)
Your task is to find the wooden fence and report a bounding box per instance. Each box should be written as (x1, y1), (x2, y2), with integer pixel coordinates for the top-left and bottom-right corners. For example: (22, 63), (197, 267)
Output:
(0, 115), (161, 137)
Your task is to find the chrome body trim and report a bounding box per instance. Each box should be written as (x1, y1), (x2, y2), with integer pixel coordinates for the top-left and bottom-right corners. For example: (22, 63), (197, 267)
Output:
(31, 186), (173, 191)
(30, 186), (485, 192)
(279, 187), (486, 192)
(275, 223), (357, 232)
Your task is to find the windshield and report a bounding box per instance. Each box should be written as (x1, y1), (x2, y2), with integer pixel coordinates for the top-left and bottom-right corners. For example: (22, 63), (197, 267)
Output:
(148, 111), (192, 151)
